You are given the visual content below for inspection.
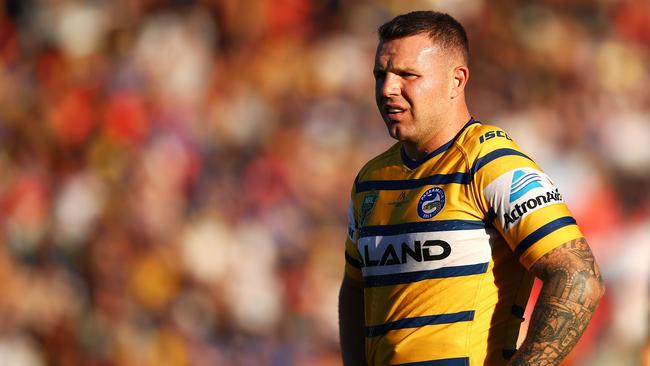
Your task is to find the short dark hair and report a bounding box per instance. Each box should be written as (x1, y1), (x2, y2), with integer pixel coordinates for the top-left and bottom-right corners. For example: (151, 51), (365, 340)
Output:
(378, 11), (469, 64)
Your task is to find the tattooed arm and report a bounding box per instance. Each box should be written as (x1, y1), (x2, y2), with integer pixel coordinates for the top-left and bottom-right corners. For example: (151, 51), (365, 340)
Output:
(508, 237), (605, 366)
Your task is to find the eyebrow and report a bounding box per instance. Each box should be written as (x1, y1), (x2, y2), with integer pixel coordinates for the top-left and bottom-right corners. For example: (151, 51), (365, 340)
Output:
(374, 65), (419, 74)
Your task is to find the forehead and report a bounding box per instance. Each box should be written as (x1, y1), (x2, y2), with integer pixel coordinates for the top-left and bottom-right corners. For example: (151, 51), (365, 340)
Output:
(375, 33), (442, 67)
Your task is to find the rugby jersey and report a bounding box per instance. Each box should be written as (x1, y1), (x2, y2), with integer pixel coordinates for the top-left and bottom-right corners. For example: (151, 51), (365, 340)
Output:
(343, 118), (583, 366)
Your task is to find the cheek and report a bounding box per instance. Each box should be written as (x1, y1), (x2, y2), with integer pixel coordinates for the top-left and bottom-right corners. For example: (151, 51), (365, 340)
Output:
(410, 80), (435, 108)
(416, 79), (445, 103)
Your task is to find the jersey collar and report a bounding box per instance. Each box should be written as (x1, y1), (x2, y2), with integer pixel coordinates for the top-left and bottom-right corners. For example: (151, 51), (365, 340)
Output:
(401, 117), (479, 170)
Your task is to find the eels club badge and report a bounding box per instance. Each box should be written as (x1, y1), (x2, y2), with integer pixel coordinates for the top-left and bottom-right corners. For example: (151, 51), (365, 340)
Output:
(417, 187), (445, 219)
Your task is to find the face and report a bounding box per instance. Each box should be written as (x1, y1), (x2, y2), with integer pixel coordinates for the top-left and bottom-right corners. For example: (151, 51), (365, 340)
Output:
(374, 34), (456, 146)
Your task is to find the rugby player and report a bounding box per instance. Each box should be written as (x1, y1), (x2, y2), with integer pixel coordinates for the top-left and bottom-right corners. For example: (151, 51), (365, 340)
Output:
(339, 10), (604, 366)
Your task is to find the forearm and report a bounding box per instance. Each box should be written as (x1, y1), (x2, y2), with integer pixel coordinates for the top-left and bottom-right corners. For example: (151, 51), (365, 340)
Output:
(508, 238), (605, 366)
(339, 276), (367, 366)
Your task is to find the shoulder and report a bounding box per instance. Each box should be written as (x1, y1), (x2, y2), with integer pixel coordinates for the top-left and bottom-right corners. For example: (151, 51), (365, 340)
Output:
(455, 122), (519, 158)
(455, 121), (535, 175)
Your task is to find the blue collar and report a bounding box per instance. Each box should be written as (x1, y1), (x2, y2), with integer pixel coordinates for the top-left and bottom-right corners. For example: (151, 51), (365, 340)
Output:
(401, 117), (479, 170)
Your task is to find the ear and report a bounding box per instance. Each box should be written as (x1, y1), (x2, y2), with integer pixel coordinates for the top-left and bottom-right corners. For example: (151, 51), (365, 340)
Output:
(450, 65), (469, 99)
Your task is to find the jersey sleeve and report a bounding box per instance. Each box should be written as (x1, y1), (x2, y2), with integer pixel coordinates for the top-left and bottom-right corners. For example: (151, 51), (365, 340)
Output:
(344, 198), (364, 287)
(471, 127), (584, 270)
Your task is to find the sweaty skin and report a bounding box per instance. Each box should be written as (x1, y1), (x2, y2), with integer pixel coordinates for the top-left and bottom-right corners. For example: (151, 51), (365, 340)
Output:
(373, 34), (469, 160)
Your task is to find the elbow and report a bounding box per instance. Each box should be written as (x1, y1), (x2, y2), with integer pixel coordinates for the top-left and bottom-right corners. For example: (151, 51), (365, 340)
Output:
(592, 265), (606, 300)
(548, 269), (605, 309)
(584, 273), (606, 308)
(595, 277), (606, 301)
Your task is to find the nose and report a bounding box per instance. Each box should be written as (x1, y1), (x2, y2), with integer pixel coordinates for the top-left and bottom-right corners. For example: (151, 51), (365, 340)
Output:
(379, 73), (401, 97)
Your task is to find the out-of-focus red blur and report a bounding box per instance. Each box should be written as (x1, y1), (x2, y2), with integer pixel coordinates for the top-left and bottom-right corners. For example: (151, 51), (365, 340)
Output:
(0, 1), (648, 365)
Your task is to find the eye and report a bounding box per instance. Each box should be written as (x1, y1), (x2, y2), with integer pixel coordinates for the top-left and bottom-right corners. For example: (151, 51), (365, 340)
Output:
(399, 72), (418, 79)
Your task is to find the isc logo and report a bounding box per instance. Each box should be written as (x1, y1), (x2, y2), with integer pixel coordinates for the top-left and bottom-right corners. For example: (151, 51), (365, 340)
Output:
(479, 130), (512, 144)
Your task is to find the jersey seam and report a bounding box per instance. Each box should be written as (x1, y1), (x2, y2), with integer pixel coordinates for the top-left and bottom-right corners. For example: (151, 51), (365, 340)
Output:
(455, 133), (490, 365)
(454, 136), (485, 221)
(454, 139), (472, 184)
(357, 143), (402, 182)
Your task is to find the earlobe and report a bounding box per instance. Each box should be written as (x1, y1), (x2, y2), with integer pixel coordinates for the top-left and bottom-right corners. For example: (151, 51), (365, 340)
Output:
(450, 76), (462, 98)
(451, 66), (469, 98)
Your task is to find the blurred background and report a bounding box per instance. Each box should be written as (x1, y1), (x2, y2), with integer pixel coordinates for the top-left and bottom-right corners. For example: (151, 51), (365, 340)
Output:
(0, 0), (648, 365)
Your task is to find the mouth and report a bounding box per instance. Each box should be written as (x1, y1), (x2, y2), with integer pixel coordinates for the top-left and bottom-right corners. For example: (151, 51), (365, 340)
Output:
(383, 104), (407, 120)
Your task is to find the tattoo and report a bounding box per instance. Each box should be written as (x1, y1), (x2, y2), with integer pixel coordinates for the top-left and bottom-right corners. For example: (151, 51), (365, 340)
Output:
(508, 238), (604, 366)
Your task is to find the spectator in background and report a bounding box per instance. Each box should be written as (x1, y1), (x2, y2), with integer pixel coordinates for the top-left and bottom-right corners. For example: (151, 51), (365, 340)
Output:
(0, 1), (647, 365)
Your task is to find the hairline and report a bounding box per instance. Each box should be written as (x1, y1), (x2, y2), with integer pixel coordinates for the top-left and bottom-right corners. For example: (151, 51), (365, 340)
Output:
(377, 32), (468, 67)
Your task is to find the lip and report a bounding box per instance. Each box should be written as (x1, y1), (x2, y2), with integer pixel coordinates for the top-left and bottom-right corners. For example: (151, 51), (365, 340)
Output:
(386, 111), (405, 120)
(383, 103), (408, 120)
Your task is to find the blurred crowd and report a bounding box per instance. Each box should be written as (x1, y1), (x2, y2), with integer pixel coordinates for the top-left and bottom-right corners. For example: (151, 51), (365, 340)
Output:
(0, 0), (648, 365)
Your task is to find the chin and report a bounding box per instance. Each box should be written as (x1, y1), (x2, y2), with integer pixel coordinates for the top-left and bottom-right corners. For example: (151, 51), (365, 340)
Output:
(388, 123), (410, 142)
(386, 125), (400, 140)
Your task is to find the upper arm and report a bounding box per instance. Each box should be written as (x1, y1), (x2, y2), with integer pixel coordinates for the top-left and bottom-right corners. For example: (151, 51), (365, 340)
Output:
(344, 197), (364, 287)
(470, 126), (584, 270)
(529, 237), (605, 301)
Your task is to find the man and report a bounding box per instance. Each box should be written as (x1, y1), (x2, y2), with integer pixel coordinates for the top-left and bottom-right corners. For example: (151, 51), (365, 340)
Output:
(339, 11), (604, 366)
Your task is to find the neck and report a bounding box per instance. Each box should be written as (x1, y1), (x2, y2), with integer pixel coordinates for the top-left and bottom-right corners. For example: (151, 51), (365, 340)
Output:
(403, 109), (472, 161)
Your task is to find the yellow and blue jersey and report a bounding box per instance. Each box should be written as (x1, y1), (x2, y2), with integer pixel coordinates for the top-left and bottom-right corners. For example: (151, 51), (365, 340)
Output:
(344, 118), (583, 366)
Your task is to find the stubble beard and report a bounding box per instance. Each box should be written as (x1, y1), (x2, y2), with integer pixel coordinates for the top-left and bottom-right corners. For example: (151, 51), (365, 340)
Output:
(386, 120), (409, 142)
(385, 113), (422, 145)
(387, 114), (447, 157)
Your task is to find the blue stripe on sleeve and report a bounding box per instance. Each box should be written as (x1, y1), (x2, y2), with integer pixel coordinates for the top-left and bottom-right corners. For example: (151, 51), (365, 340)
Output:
(514, 216), (577, 258)
(345, 252), (363, 269)
(366, 311), (474, 337)
(471, 148), (534, 177)
(394, 357), (470, 366)
(364, 263), (488, 287)
(359, 220), (487, 238)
